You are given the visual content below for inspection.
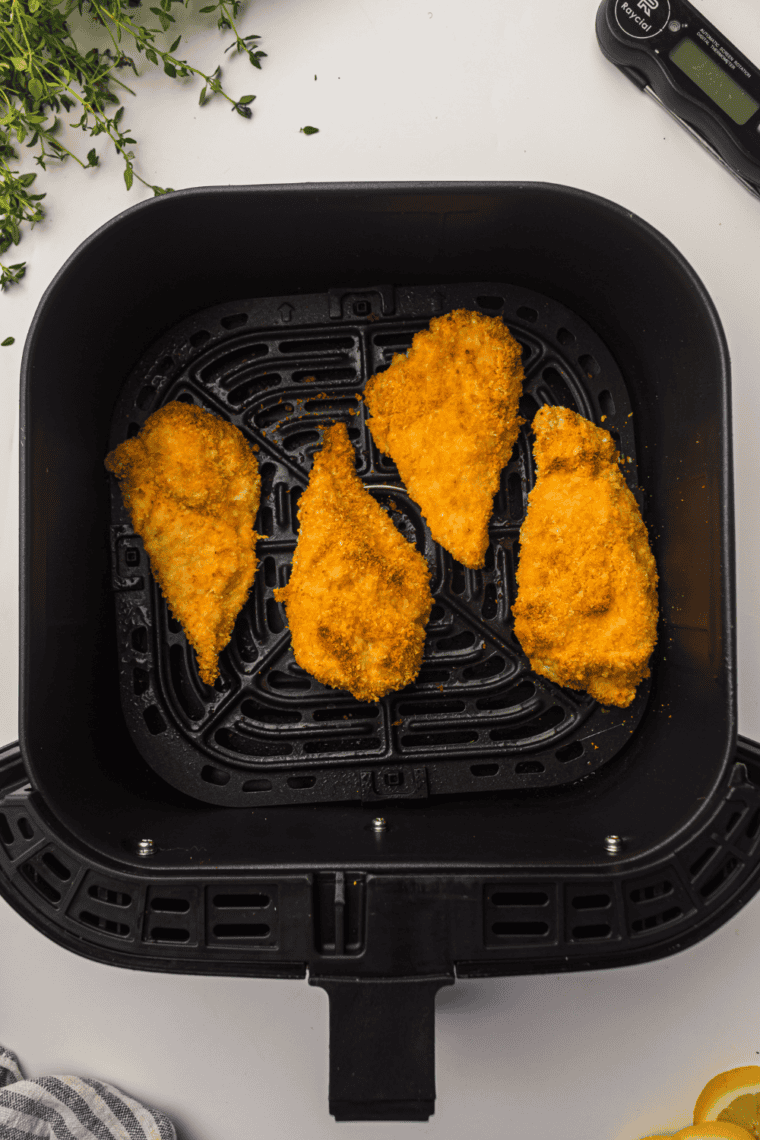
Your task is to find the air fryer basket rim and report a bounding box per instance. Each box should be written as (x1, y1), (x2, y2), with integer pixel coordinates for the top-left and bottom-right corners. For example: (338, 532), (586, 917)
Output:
(18, 178), (735, 873)
(21, 177), (731, 381)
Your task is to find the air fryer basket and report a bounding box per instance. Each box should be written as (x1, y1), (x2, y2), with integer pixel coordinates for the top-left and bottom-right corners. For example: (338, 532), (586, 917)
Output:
(109, 280), (648, 806)
(5, 183), (749, 1121)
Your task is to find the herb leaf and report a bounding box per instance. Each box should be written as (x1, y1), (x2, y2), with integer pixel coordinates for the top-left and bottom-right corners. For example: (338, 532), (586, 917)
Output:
(0, 0), (267, 288)
(1, 336), (15, 346)
(300, 125), (319, 135)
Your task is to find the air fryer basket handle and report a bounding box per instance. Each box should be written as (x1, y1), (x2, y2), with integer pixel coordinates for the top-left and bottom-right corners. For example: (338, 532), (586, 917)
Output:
(311, 974), (453, 1122)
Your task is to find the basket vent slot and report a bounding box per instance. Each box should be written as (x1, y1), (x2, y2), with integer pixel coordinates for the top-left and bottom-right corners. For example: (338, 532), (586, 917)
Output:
(572, 893), (610, 911)
(625, 869), (693, 939)
(242, 778), (273, 792)
(462, 656), (505, 681)
(22, 862), (61, 904)
(598, 389), (615, 417)
(242, 699), (301, 725)
(201, 765), (230, 786)
(221, 313), (248, 330)
(744, 807), (760, 843)
(170, 644), (205, 722)
(629, 880), (673, 904)
(476, 682), (535, 712)
(142, 887), (199, 946)
(630, 906), (683, 934)
(312, 705), (379, 722)
(213, 728), (294, 758)
(213, 923), (269, 939)
(580, 354), (601, 378)
(214, 893), (270, 908)
(80, 911), (130, 937)
(485, 883), (556, 947)
(398, 700), (465, 717)
(70, 876), (137, 932)
(471, 763), (499, 778)
(490, 705), (566, 742)
(689, 845), (717, 879)
(556, 740), (584, 763)
(402, 730), (478, 748)
(492, 920), (549, 937)
(0, 813), (13, 847)
(699, 854), (741, 899)
(278, 336), (354, 355)
(541, 366), (578, 412)
(199, 341), (268, 383)
(17, 817), (33, 840)
(132, 626), (148, 653)
(565, 882), (618, 943)
(206, 884), (279, 948)
(42, 852), (71, 881)
(150, 926), (190, 943)
(491, 891), (548, 907)
(304, 738), (380, 754)
(88, 885), (132, 908)
(571, 923), (612, 940)
(143, 705), (166, 735)
(151, 897), (190, 913)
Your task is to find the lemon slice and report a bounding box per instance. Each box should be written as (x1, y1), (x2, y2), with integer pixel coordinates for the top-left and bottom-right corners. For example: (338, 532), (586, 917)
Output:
(694, 1067), (760, 1139)
(676, 1126), (754, 1139)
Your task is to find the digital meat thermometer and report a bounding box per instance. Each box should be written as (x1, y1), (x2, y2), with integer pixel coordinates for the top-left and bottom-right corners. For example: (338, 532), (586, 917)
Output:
(596, 0), (760, 200)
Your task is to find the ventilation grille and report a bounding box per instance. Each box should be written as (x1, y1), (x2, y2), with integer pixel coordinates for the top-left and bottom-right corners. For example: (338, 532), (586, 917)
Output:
(3, 753), (759, 972)
(109, 282), (649, 806)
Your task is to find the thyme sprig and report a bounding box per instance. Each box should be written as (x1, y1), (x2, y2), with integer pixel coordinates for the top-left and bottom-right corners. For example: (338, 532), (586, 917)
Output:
(0, 0), (265, 290)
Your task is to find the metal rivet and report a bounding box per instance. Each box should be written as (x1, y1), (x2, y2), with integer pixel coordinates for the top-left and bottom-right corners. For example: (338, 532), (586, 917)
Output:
(136, 838), (155, 856)
(371, 817), (387, 833)
(604, 834), (622, 855)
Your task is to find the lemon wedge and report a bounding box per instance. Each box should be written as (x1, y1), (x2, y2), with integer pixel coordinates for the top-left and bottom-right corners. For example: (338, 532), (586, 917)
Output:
(675, 1126), (753, 1139)
(694, 1067), (760, 1139)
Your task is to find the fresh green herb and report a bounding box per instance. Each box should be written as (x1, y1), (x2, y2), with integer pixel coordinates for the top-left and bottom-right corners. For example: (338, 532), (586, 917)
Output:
(300, 125), (319, 135)
(1, 0), (266, 290)
(1, 335), (14, 346)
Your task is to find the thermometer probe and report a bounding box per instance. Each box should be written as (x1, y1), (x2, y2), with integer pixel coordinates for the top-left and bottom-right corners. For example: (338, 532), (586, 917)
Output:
(596, 0), (760, 200)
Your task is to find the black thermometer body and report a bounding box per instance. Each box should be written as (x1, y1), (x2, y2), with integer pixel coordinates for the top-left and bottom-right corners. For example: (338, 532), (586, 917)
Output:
(596, 0), (760, 198)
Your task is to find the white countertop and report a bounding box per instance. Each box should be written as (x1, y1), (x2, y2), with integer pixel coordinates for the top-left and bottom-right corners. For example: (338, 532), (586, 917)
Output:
(2, 1), (760, 1137)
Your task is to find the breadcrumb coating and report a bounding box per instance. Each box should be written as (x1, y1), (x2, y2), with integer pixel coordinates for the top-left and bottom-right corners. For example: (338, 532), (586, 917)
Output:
(105, 401), (261, 686)
(512, 405), (658, 708)
(274, 423), (433, 702)
(364, 309), (524, 569)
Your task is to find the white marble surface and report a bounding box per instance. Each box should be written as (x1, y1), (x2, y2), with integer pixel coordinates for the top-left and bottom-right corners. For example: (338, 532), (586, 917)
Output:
(2, 1), (760, 1137)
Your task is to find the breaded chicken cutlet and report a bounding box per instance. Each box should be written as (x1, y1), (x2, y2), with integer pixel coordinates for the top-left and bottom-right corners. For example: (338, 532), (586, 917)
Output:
(512, 405), (658, 708)
(274, 423), (433, 702)
(365, 309), (524, 569)
(105, 401), (261, 686)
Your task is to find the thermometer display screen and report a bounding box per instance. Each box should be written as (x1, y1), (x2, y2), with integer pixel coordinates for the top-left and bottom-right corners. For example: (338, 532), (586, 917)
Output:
(670, 38), (759, 125)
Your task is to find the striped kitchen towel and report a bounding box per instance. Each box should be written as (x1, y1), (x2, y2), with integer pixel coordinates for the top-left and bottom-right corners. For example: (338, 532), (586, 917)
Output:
(0, 1047), (177, 1139)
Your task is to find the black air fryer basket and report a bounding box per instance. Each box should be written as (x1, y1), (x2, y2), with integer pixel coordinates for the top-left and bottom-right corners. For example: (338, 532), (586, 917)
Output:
(4, 183), (759, 1123)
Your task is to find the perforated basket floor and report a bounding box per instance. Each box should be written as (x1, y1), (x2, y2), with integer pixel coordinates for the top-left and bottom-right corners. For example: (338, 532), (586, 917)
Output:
(108, 282), (650, 806)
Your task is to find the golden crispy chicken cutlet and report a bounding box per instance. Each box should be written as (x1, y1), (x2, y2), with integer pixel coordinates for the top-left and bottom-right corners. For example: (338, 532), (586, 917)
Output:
(512, 405), (658, 708)
(105, 401), (261, 686)
(364, 309), (524, 569)
(274, 423), (433, 702)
